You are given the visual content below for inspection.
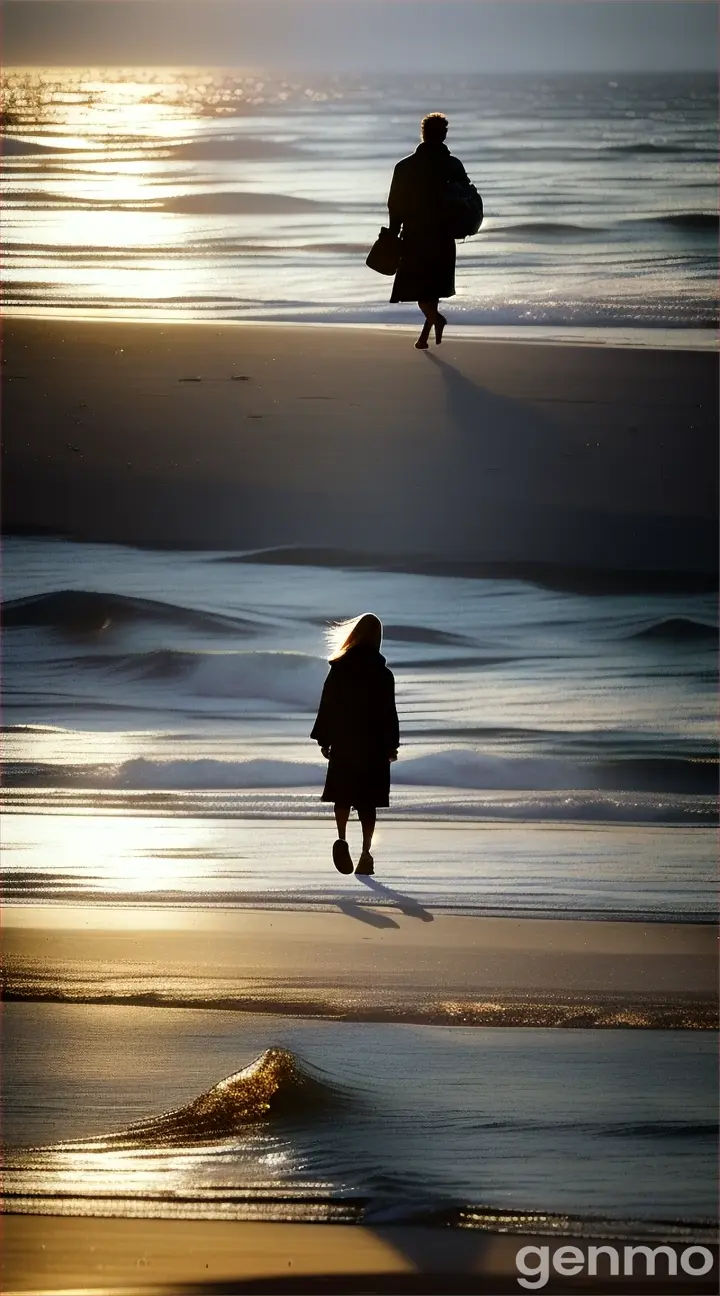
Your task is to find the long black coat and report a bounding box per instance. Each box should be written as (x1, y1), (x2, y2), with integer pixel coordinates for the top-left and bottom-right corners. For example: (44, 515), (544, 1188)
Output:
(388, 141), (470, 303)
(310, 646), (400, 809)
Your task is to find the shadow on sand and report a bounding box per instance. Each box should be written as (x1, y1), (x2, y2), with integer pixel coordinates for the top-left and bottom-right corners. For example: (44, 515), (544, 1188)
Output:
(356, 875), (434, 922)
(336, 898), (400, 929)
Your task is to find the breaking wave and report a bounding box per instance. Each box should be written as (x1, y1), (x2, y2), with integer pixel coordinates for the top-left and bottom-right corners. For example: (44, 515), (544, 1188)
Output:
(80, 649), (327, 706)
(2, 590), (253, 636)
(4, 749), (717, 798)
(49, 1049), (340, 1149)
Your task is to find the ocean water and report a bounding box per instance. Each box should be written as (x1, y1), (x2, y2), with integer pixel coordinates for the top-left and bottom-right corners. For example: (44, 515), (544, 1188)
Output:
(3, 537), (717, 918)
(2, 67), (717, 330)
(3, 1006), (718, 1227)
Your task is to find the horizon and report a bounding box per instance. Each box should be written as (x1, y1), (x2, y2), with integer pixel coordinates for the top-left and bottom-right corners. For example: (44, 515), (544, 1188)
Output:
(3, 63), (717, 74)
(4, 64), (714, 76)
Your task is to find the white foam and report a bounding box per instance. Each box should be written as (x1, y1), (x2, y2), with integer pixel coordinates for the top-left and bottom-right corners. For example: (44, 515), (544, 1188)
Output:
(114, 757), (324, 789)
(81, 750), (578, 793)
(112, 651), (328, 708)
(190, 652), (326, 706)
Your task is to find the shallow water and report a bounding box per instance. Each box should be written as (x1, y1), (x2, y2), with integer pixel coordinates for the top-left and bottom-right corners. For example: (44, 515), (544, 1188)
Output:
(2, 68), (717, 328)
(3, 1006), (717, 1225)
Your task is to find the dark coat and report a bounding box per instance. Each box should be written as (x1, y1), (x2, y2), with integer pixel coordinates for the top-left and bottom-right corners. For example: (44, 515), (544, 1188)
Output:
(388, 141), (470, 303)
(310, 646), (400, 809)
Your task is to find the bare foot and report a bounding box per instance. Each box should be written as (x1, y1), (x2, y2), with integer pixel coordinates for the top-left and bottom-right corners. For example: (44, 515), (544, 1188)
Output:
(434, 313), (447, 345)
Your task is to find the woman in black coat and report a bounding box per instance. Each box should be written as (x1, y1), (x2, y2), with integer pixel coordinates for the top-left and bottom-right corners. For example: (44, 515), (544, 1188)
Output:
(388, 112), (470, 349)
(311, 613), (399, 876)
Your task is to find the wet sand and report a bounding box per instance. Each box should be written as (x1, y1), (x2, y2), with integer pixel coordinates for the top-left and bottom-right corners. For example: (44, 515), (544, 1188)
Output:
(4, 905), (717, 1026)
(4, 317), (717, 572)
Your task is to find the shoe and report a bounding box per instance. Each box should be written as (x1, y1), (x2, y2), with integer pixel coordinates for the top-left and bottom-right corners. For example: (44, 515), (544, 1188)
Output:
(332, 839), (353, 874)
(355, 851), (374, 875)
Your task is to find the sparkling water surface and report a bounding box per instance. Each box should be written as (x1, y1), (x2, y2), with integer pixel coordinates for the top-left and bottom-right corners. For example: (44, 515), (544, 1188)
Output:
(2, 68), (717, 328)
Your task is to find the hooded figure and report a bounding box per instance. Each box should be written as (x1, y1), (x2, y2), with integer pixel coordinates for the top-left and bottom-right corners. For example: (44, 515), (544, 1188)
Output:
(311, 613), (399, 876)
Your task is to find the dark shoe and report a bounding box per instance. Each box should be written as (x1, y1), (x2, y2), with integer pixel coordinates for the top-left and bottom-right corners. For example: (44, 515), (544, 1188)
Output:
(332, 839), (353, 874)
(355, 851), (374, 875)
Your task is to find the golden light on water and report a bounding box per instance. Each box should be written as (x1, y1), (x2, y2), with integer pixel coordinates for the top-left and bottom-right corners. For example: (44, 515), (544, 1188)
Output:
(11, 809), (204, 896)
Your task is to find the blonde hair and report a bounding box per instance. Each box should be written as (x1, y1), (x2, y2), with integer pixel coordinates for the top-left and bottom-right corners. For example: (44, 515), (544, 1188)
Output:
(326, 613), (383, 661)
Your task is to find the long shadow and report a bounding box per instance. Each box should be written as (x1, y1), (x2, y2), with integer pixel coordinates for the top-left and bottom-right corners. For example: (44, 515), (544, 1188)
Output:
(423, 348), (707, 570)
(416, 349), (576, 559)
(336, 898), (399, 929)
(356, 876), (434, 923)
(424, 349), (554, 465)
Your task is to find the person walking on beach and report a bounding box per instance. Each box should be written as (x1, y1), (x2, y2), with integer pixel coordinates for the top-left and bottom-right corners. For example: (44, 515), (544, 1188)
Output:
(311, 613), (399, 876)
(388, 112), (472, 349)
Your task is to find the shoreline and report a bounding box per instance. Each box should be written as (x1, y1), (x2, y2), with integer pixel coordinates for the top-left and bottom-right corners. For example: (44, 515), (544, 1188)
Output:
(4, 906), (717, 1027)
(3, 310), (718, 349)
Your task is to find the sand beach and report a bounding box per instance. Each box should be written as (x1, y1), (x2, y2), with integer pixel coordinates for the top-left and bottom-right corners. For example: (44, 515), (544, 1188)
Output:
(4, 317), (717, 571)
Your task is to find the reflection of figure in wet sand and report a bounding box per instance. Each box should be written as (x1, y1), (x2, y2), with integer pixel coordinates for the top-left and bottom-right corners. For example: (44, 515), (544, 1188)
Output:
(311, 614), (399, 876)
(388, 112), (471, 349)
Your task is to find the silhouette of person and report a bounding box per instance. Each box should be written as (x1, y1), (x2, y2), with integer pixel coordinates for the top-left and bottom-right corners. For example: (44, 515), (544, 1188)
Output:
(388, 112), (471, 349)
(311, 613), (399, 876)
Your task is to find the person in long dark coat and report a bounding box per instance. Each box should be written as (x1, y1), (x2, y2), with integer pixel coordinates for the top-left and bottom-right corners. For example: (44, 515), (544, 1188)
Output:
(388, 112), (470, 349)
(311, 613), (399, 876)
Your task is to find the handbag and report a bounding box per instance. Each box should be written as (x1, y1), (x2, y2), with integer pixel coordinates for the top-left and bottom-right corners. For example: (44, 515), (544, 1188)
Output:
(366, 227), (401, 276)
(445, 179), (484, 240)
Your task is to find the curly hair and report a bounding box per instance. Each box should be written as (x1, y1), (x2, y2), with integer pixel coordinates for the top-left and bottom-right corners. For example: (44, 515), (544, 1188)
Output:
(421, 112), (448, 143)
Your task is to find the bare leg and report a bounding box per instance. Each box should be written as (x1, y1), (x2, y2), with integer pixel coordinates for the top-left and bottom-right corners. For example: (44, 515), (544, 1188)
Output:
(334, 804), (350, 840)
(434, 303), (447, 345)
(355, 808), (376, 874)
(332, 804), (353, 873)
(359, 809), (376, 854)
(415, 302), (433, 349)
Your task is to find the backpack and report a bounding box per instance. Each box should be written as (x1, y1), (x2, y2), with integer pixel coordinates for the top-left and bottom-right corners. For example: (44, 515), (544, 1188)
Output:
(445, 176), (484, 240)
